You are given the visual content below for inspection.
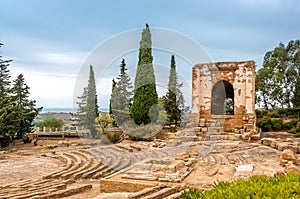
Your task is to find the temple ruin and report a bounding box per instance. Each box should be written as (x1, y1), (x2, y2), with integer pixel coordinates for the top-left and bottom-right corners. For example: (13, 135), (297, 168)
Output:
(190, 61), (256, 134)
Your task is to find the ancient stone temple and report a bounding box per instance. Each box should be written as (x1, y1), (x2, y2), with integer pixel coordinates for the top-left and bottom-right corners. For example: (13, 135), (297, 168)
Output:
(190, 61), (256, 134)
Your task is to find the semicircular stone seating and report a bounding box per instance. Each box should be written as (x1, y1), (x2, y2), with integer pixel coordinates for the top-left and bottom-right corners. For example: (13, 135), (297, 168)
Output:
(42, 145), (174, 180)
(0, 178), (92, 199)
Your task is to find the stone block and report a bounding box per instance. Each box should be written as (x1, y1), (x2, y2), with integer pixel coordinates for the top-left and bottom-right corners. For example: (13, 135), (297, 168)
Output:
(277, 142), (298, 153)
(227, 134), (240, 141)
(284, 164), (300, 174)
(101, 179), (154, 193)
(250, 134), (261, 140)
(270, 141), (277, 149)
(261, 138), (275, 146)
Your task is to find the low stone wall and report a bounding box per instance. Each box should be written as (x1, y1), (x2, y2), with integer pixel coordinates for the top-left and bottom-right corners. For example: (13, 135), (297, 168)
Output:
(261, 138), (299, 154)
(99, 179), (154, 193)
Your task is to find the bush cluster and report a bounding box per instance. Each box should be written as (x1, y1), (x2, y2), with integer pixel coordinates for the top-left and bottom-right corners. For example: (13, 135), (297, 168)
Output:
(256, 117), (283, 132)
(256, 107), (300, 119)
(256, 108), (300, 137)
(286, 119), (300, 137)
(182, 173), (300, 199)
(36, 118), (64, 132)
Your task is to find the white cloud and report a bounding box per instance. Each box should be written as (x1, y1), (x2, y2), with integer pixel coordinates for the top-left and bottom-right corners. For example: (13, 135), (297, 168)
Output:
(10, 67), (77, 108)
(35, 52), (86, 66)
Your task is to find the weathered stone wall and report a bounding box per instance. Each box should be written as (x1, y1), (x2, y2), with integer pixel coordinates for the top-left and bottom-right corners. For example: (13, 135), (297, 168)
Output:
(99, 179), (154, 193)
(191, 61), (256, 133)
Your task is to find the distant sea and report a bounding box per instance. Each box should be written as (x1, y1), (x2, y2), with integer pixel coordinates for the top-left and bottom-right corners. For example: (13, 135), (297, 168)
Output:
(41, 107), (109, 113)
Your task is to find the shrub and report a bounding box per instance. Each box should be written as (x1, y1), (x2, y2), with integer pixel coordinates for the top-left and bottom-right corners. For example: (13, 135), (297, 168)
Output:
(256, 109), (269, 118)
(95, 113), (115, 135)
(36, 118), (64, 131)
(284, 118), (300, 130)
(106, 130), (122, 144)
(269, 111), (280, 118)
(257, 116), (272, 132)
(271, 118), (283, 131)
(182, 173), (300, 199)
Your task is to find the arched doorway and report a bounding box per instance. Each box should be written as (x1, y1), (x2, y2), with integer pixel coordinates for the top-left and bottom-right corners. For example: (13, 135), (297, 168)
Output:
(211, 80), (234, 115)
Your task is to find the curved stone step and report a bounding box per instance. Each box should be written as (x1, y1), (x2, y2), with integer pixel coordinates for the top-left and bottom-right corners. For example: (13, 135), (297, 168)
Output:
(60, 151), (93, 179)
(81, 161), (108, 179)
(236, 153), (249, 164)
(143, 187), (178, 199)
(216, 154), (229, 164)
(162, 190), (185, 199)
(31, 184), (92, 199)
(128, 185), (163, 199)
(90, 148), (114, 164)
(43, 153), (74, 179)
(0, 179), (74, 199)
(91, 156), (125, 179)
(50, 153), (80, 179)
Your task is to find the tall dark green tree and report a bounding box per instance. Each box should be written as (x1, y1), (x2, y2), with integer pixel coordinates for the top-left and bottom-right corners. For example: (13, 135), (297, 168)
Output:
(164, 55), (184, 125)
(0, 44), (41, 147)
(109, 78), (116, 115)
(77, 65), (98, 137)
(131, 24), (158, 125)
(111, 59), (133, 125)
(0, 43), (14, 147)
(256, 39), (300, 108)
(11, 74), (42, 138)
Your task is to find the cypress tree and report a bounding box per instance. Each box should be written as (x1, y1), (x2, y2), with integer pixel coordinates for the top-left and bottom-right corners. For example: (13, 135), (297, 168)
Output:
(131, 24), (158, 125)
(164, 55), (184, 125)
(109, 78), (116, 115)
(86, 65), (98, 137)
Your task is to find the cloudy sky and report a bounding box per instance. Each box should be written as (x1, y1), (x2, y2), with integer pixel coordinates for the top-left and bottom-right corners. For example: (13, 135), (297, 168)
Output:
(1, 0), (300, 109)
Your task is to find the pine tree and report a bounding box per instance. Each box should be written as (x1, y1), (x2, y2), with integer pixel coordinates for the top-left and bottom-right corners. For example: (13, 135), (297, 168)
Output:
(164, 55), (184, 125)
(131, 24), (158, 125)
(77, 87), (88, 123)
(11, 74), (42, 138)
(111, 59), (133, 125)
(0, 43), (14, 147)
(77, 65), (98, 137)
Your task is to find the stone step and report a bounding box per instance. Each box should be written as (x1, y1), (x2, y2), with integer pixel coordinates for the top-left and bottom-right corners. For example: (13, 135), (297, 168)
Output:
(32, 184), (92, 199)
(92, 157), (124, 179)
(143, 187), (178, 199)
(0, 179), (74, 199)
(60, 151), (93, 179)
(51, 153), (81, 179)
(162, 190), (185, 199)
(81, 162), (107, 179)
(43, 153), (74, 179)
(128, 185), (163, 199)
